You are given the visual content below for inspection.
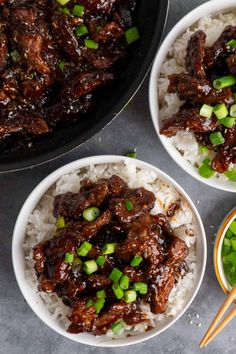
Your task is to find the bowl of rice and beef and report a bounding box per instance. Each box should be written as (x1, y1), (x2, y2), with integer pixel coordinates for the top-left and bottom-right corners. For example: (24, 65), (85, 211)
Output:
(12, 155), (206, 346)
(149, 0), (236, 192)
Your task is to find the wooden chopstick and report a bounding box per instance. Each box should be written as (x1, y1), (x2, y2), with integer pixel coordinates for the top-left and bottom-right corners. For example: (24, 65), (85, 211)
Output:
(199, 285), (236, 348)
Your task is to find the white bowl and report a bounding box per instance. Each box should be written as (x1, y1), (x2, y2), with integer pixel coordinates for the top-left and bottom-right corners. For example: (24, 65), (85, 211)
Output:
(12, 155), (207, 347)
(149, 0), (236, 193)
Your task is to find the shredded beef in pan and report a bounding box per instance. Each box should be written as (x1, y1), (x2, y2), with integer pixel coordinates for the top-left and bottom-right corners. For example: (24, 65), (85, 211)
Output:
(33, 175), (189, 335)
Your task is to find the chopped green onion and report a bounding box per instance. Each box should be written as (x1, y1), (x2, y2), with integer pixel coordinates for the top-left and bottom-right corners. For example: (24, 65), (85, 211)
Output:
(230, 104), (236, 117)
(59, 60), (67, 72)
(224, 170), (236, 181)
(224, 238), (231, 247)
(10, 49), (21, 63)
(229, 220), (236, 235)
(112, 283), (124, 299)
(130, 255), (143, 267)
(125, 200), (133, 211)
(124, 289), (137, 303)
(75, 25), (88, 37)
(120, 275), (129, 290)
(231, 238), (236, 251)
(59, 7), (70, 15)
(203, 157), (211, 165)
(226, 229), (234, 239)
(83, 207), (100, 221)
(77, 241), (92, 257)
(64, 252), (74, 263)
(72, 4), (85, 17)
(227, 39), (236, 48)
(94, 298), (105, 313)
(200, 104), (213, 118)
(56, 0), (70, 5)
(222, 245), (231, 256)
(213, 75), (236, 90)
(97, 289), (106, 299)
(125, 26), (140, 45)
(83, 260), (98, 275)
(56, 216), (66, 229)
(198, 163), (215, 179)
(126, 151), (137, 158)
(234, 93), (236, 102)
(221, 117), (235, 128)
(133, 282), (148, 295)
(102, 243), (117, 255)
(209, 132), (225, 145)
(86, 299), (94, 308)
(226, 251), (236, 265)
(213, 103), (228, 119)
(84, 39), (99, 49)
(109, 268), (123, 283)
(198, 145), (209, 154)
(111, 321), (124, 334)
(96, 255), (106, 267)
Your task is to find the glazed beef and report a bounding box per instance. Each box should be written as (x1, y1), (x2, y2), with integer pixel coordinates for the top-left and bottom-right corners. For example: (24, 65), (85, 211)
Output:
(185, 30), (206, 79)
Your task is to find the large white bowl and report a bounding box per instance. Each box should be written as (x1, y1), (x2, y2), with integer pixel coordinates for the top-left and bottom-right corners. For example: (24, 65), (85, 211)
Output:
(12, 155), (207, 347)
(149, 0), (236, 193)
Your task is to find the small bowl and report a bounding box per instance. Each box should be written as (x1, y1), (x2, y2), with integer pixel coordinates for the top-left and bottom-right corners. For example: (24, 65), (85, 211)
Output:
(12, 155), (207, 347)
(149, 0), (236, 193)
(214, 208), (236, 293)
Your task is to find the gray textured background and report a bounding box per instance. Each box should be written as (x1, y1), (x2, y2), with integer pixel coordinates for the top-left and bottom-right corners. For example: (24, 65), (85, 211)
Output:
(1, 0), (236, 353)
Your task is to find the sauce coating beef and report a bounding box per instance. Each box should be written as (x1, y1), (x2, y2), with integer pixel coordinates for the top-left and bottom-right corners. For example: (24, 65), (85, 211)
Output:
(33, 175), (189, 335)
(0, 0), (137, 153)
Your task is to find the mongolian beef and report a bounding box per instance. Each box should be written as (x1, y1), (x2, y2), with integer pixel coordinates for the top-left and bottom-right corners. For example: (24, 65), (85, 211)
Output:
(32, 174), (189, 335)
(160, 26), (236, 179)
(0, 0), (139, 151)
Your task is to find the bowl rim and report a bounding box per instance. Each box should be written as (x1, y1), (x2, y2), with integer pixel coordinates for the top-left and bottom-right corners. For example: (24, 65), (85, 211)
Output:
(149, 0), (236, 193)
(12, 155), (207, 347)
(214, 208), (236, 294)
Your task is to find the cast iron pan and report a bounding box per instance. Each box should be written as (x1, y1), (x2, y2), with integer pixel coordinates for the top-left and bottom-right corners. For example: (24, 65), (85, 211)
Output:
(0, 0), (169, 173)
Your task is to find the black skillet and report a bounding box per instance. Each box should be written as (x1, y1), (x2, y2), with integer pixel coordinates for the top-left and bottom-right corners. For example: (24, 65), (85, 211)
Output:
(0, 0), (169, 173)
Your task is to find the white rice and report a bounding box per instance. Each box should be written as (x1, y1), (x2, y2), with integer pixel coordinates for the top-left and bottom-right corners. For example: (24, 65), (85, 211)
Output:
(24, 161), (197, 337)
(158, 13), (236, 180)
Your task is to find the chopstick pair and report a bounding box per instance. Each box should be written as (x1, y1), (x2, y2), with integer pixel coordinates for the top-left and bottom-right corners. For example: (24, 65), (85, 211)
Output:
(200, 285), (236, 348)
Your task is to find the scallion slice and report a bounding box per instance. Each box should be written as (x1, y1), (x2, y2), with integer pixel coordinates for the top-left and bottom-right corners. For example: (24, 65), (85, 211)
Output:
(125, 26), (140, 45)
(224, 238), (231, 247)
(10, 50), (21, 63)
(213, 103), (228, 119)
(84, 39), (99, 49)
(209, 132), (225, 145)
(56, 0), (70, 5)
(198, 145), (209, 154)
(200, 104), (213, 118)
(85, 299), (94, 308)
(120, 275), (129, 290)
(126, 151), (137, 158)
(109, 268), (123, 283)
(125, 200), (133, 211)
(230, 104), (236, 117)
(97, 289), (106, 299)
(56, 216), (66, 229)
(96, 255), (106, 267)
(198, 163), (215, 179)
(227, 39), (236, 48)
(60, 7), (70, 15)
(213, 75), (236, 90)
(221, 117), (235, 128)
(83, 207), (100, 221)
(94, 298), (105, 313)
(224, 170), (236, 181)
(112, 283), (124, 299)
(75, 25), (88, 37)
(130, 255), (143, 267)
(230, 221), (236, 235)
(72, 4), (85, 17)
(83, 260), (98, 275)
(102, 243), (117, 255)
(133, 282), (148, 295)
(64, 252), (74, 263)
(226, 229), (234, 239)
(124, 289), (137, 303)
(77, 241), (92, 257)
(111, 321), (124, 334)
(59, 60), (67, 72)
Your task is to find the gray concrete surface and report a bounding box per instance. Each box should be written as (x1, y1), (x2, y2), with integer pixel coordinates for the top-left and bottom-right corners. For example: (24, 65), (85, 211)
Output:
(1, 0), (235, 353)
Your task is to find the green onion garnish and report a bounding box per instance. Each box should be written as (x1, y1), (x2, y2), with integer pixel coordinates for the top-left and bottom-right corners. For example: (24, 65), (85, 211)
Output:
(229, 221), (236, 235)
(112, 283), (124, 299)
(213, 75), (236, 90)
(209, 132), (225, 145)
(231, 238), (236, 251)
(109, 268), (123, 283)
(226, 229), (234, 239)
(56, 216), (66, 229)
(96, 255), (106, 267)
(111, 321), (124, 334)
(64, 252), (74, 263)
(124, 289), (137, 303)
(83, 260), (98, 275)
(234, 93), (236, 102)
(72, 4), (85, 17)
(10, 49), (21, 63)
(213, 103), (228, 120)
(75, 25), (88, 37)
(224, 238), (232, 247)
(198, 163), (215, 179)
(60, 7), (70, 15)
(126, 151), (137, 158)
(125, 26), (140, 45)
(94, 299), (105, 313)
(85, 299), (94, 308)
(120, 275), (129, 290)
(82, 207), (100, 221)
(102, 243), (117, 255)
(133, 282), (148, 295)
(227, 39), (236, 48)
(200, 104), (213, 118)
(77, 241), (92, 257)
(221, 117), (235, 128)
(198, 145), (209, 154)
(230, 104), (236, 117)
(202, 157), (210, 165)
(125, 200), (133, 211)
(56, 0), (70, 5)
(97, 289), (106, 299)
(130, 255), (143, 267)
(84, 39), (99, 50)
(224, 170), (236, 181)
(59, 60), (67, 72)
